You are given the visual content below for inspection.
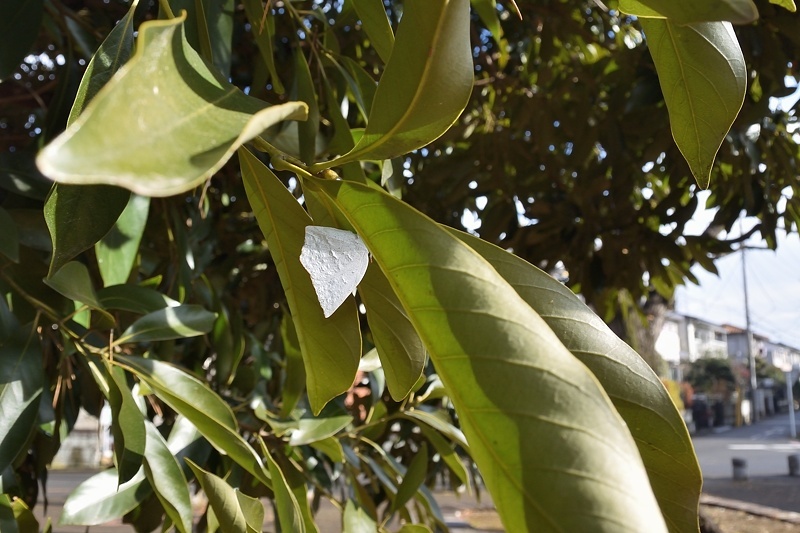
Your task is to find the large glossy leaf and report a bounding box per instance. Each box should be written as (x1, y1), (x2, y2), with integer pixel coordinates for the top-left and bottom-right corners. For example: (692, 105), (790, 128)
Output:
(60, 468), (149, 525)
(239, 147), (361, 413)
(96, 194), (149, 286)
(279, 313), (306, 417)
(618, 0), (758, 23)
(0, 208), (19, 262)
(417, 424), (470, 489)
(343, 499), (377, 533)
(769, 0), (796, 12)
(44, 185), (130, 276)
(0, 494), (32, 533)
(241, 0), (285, 93)
(351, 0), (395, 63)
(450, 229), (701, 533)
(117, 304), (216, 344)
(264, 452), (306, 533)
(0, 324), (43, 473)
(107, 365), (145, 485)
(401, 409), (469, 451)
(43, 0), (139, 275)
(359, 264), (426, 400)
(97, 284), (178, 314)
(315, 0), (472, 169)
(270, 450), (318, 532)
(185, 460), (250, 532)
(0, 299), (16, 342)
(166, 0), (234, 76)
(142, 421), (193, 533)
(391, 442), (428, 513)
(288, 415), (353, 446)
(0, 0), (44, 80)
(310, 178), (666, 532)
(295, 49), (320, 165)
(36, 15), (308, 197)
(67, 0), (138, 124)
(9, 496), (37, 533)
(236, 491), (265, 533)
(115, 355), (271, 486)
(641, 19), (746, 187)
(44, 261), (113, 322)
(0, 495), (16, 533)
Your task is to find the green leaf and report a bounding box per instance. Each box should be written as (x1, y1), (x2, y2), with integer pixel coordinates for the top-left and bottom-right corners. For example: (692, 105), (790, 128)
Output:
(241, 0), (285, 94)
(618, 0), (759, 23)
(769, 0), (796, 12)
(351, 0), (395, 63)
(338, 56), (378, 122)
(239, 147), (361, 414)
(311, 178), (667, 532)
(343, 499), (377, 533)
(185, 459), (249, 532)
(397, 526), (432, 533)
(295, 49), (321, 164)
(417, 424), (470, 490)
(44, 261), (113, 322)
(309, 436), (345, 463)
(0, 298), (17, 342)
(67, 0), (138, 124)
(0, 208), (19, 262)
(471, 0), (503, 40)
(44, 184), (131, 276)
(97, 284), (178, 314)
(236, 491), (265, 533)
(0, 495), (18, 533)
(391, 442), (428, 513)
(115, 355), (271, 486)
(96, 194), (149, 286)
(401, 409), (469, 451)
(316, 0), (473, 169)
(36, 15), (308, 197)
(107, 365), (146, 485)
(288, 415), (353, 446)
(450, 229), (702, 533)
(61, 468), (149, 525)
(9, 496), (38, 533)
(279, 312), (306, 417)
(117, 304), (217, 344)
(212, 305), (245, 387)
(359, 264), (426, 400)
(44, 0), (139, 273)
(142, 421), (193, 533)
(264, 452), (306, 533)
(641, 19), (746, 188)
(0, 0), (44, 80)
(0, 324), (43, 473)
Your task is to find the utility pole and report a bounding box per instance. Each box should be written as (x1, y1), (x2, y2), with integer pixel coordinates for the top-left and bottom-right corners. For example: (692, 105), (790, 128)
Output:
(741, 244), (758, 423)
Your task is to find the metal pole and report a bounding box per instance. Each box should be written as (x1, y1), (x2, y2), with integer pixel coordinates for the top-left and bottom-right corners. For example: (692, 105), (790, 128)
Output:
(787, 371), (796, 439)
(742, 245), (758, 423)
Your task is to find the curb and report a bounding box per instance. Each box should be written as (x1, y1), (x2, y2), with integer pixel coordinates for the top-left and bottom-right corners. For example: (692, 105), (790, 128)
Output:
(701, 493), (800, 524)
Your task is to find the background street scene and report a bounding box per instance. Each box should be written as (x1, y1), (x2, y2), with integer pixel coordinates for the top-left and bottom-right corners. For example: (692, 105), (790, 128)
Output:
(35, 408), (800, 532)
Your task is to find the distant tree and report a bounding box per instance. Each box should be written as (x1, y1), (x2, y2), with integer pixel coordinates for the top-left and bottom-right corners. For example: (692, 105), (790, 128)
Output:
(687, 358), (737, 394)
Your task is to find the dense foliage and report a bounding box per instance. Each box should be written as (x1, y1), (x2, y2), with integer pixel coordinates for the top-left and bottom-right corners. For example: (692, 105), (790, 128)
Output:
(0, 0), (798, 532)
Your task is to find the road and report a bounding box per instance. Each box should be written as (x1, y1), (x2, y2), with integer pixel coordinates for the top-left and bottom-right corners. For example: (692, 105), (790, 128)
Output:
(32, 412), (800, 530)
(33, 470), (490, 532)
(693, 410), (800, 479)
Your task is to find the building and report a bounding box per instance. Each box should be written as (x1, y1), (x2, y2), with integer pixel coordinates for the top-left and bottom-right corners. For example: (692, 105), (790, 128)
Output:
(655, 312), (730, 380)
(725, 326), (800, 372)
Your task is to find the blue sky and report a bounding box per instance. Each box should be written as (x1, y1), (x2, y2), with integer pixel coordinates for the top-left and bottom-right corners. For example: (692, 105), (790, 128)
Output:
(674, 81), (800, 349)
(676, 199), (800, 350)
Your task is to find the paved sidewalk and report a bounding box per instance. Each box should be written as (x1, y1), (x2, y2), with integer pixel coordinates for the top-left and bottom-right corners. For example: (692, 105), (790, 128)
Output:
(702, 475), (800, 516)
